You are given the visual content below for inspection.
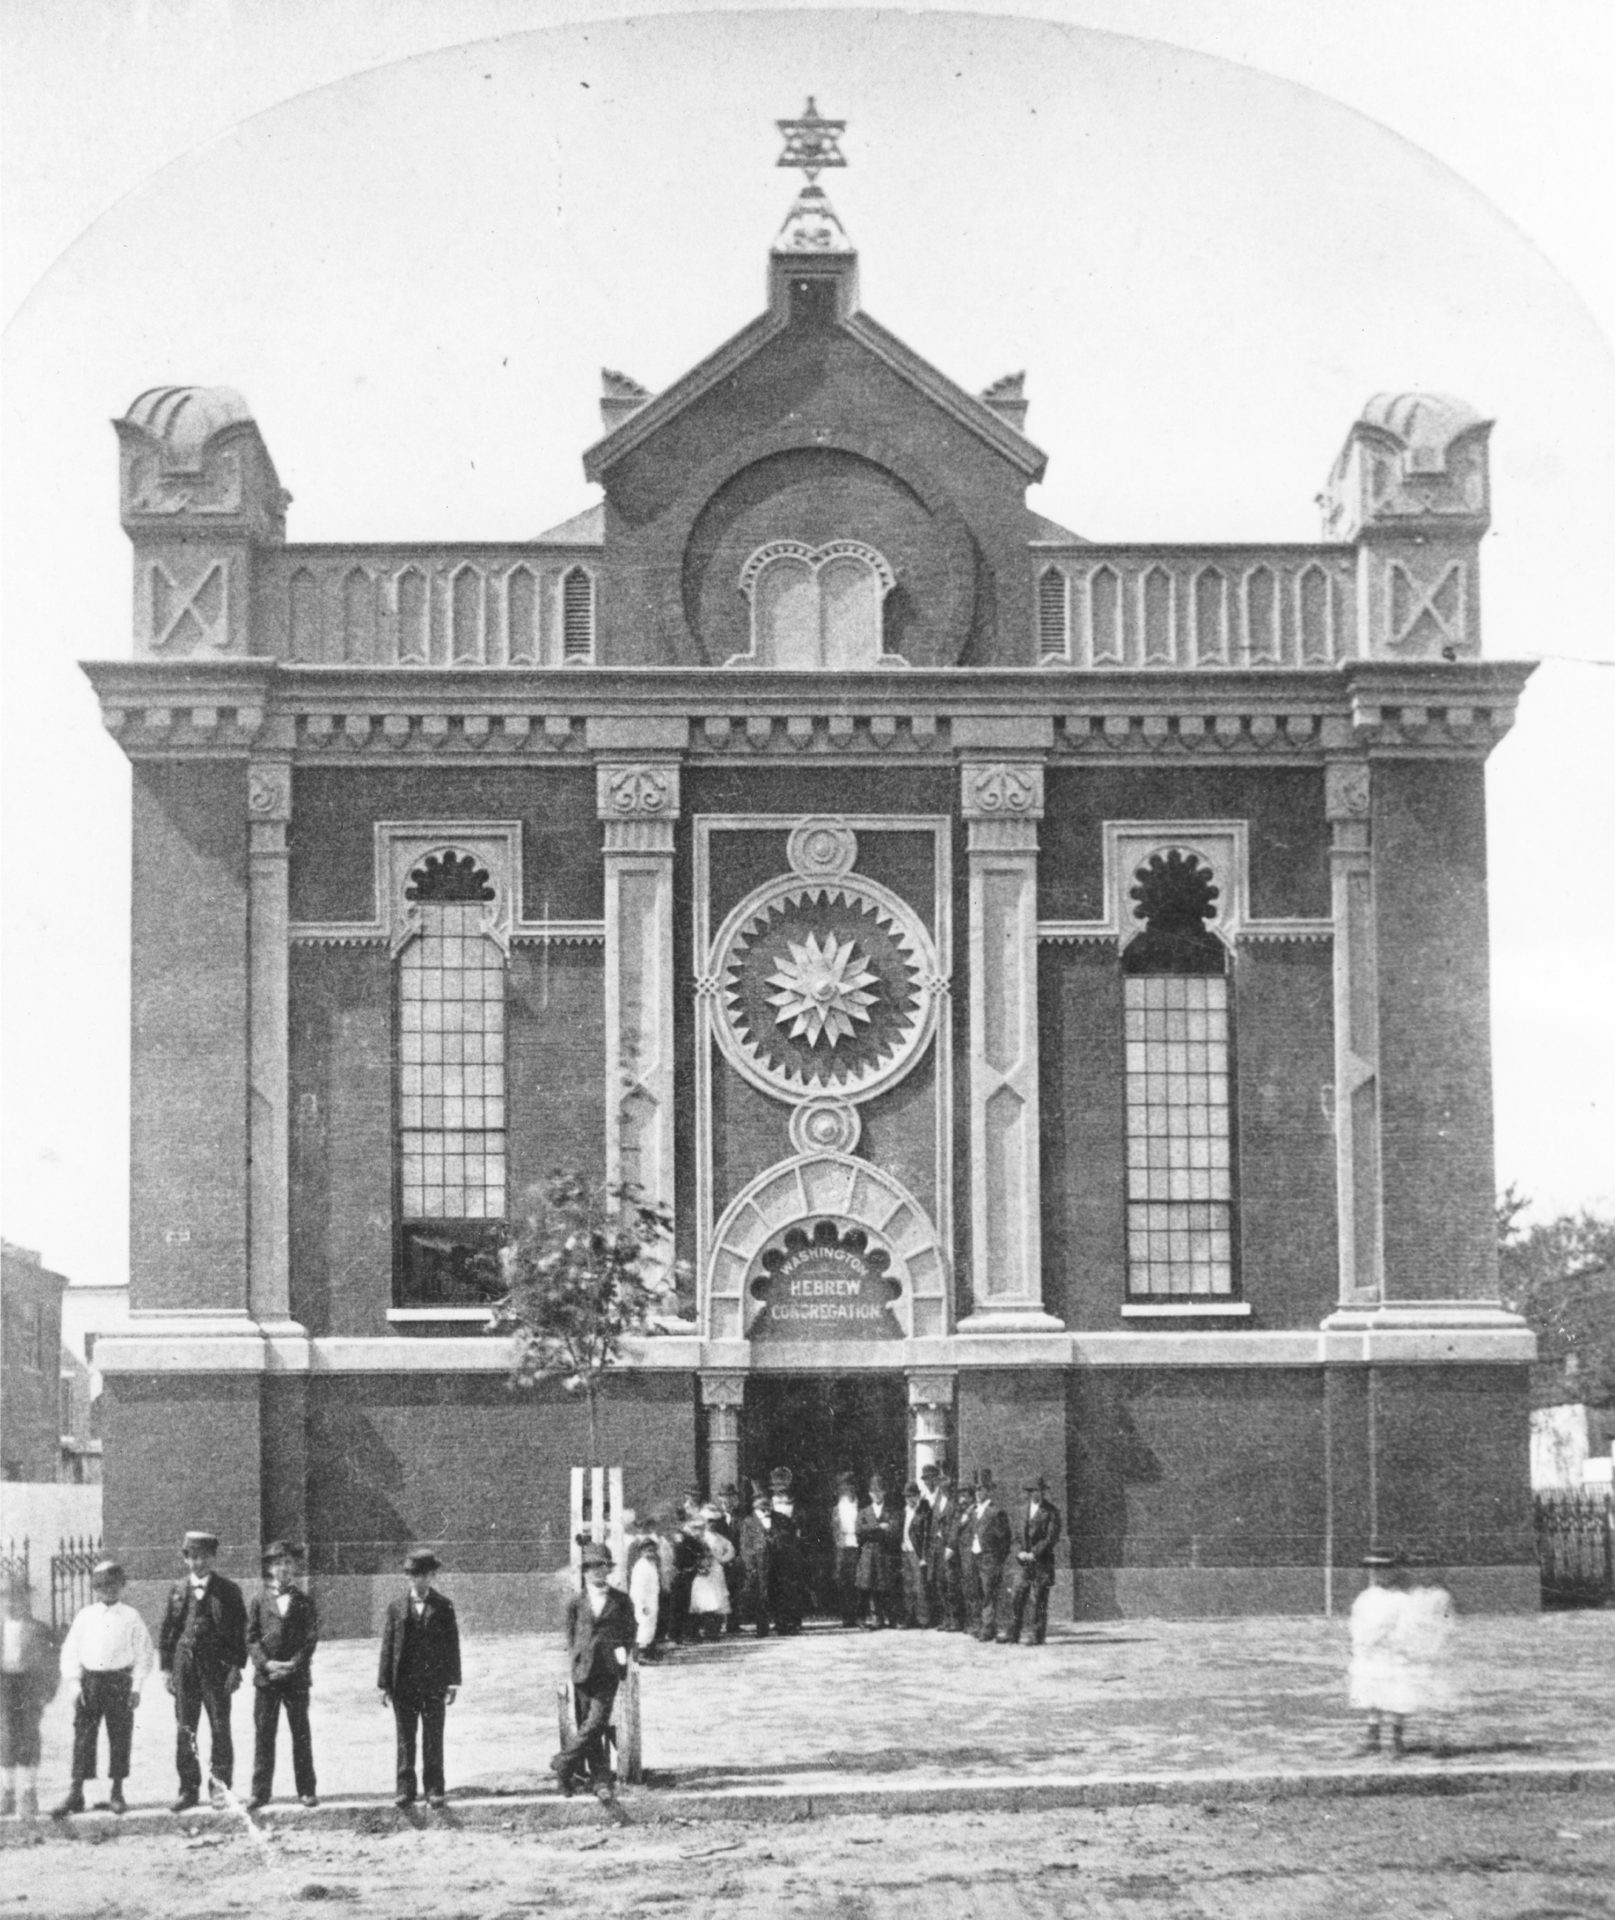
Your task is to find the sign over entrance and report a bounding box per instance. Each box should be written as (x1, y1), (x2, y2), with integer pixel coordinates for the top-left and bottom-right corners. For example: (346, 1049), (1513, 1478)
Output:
(748, 1219), (903, 1342)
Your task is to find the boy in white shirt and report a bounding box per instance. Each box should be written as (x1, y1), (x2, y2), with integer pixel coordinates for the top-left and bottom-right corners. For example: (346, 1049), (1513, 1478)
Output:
(53, 1559), (155, 1816)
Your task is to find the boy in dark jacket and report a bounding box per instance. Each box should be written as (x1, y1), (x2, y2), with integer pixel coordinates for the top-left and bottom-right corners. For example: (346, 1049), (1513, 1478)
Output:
(246, 1540), (319, 1810)
(377, 1550), (461, 1809)
(158, 1529), (248, 1811)
(551, 1543), (635, 1800)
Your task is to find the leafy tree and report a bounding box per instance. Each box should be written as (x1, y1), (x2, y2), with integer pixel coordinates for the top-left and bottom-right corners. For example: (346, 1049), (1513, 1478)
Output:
(483, 1171), (690, 1465)
(1497, 1186), (1615, 1408)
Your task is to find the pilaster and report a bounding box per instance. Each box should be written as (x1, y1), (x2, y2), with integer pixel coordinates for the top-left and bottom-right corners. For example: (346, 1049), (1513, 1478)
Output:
(247, 749), (294, 1324)
(1326, 760), (1383, 1308)
(907, 1370), (956, 1476)
(957, 760), (1062, 1331)
(700, 1371), (746, 1495)
(596, 751), (680, 1211)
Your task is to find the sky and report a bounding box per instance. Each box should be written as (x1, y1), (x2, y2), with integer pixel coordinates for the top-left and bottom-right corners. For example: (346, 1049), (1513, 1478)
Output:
(2, 1), (1612, 1290)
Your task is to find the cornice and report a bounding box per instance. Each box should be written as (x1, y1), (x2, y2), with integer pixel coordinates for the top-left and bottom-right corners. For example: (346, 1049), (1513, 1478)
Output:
(80, 661), (1534, 764)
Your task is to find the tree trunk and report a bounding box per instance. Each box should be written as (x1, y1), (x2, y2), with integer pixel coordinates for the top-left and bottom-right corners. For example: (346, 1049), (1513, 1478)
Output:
(586, 1381), (599, 1468)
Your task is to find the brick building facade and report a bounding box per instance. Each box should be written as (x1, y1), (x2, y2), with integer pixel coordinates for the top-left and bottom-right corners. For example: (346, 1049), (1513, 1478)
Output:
(84, 133), (1536, 1629)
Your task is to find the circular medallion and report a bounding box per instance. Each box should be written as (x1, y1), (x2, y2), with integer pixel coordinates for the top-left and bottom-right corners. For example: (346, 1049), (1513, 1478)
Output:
(786, 819), (858, 879)
(713, 873), (937, 1102)
(789, 1098), (862, 1156)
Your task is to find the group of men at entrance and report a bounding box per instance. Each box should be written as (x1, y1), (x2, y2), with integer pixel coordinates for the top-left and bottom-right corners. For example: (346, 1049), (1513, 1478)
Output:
(693, 1463), (1062, 1646)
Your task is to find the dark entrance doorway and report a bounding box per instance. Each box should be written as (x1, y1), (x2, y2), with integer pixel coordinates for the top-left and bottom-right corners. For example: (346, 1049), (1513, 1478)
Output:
(741, 1374), (909, 1616)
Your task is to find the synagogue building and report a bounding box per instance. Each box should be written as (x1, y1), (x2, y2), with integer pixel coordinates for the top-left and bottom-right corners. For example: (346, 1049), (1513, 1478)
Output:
(85, 108), (1537, 1628)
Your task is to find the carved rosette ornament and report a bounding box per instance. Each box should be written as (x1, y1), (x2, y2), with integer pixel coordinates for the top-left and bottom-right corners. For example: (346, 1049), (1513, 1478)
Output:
(710, 829), (941, 1104)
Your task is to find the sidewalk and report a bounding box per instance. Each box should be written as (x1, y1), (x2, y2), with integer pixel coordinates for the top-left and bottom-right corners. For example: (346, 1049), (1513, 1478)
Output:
(13, 1611), (1614, 1831)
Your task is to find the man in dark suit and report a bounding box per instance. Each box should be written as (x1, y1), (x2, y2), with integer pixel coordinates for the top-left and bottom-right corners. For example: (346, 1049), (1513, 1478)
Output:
(1000, 1477), (1064, 1646)
(377, 1549), (461, 1809)
(550, 1542), (636, 1801)
(925, 1468), (964, 1631)
(245, 1540), (318, 1810)
(898, 1481), (933, 1627)
(738, 1484), (777, 1635)
(855, 1474), (903, 1628)
(158, 1529), (248, 1812)
(961, 1471), (1013, 1642)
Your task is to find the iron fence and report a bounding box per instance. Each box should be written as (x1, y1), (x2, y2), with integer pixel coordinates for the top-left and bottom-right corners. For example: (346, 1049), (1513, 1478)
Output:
(1534, 1490), (1613, 1606)
(0, 1536), (29, 1599)
(50, 1534), (103, 1636)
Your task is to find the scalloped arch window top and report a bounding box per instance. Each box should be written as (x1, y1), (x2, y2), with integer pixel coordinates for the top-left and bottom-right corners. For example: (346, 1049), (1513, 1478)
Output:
(733, 540), (904, 668)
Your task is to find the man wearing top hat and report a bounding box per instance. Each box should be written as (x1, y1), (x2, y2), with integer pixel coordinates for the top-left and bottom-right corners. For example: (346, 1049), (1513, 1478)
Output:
(552, 1542), (636, 1799)
(246, 1541), (319, 1810)
(51, 1559), (152, 1818)
(924, 1468), (964, 1632)
(377, 1550), (461, 1808)
(961, 1472), (1013, 1641)
(158, 1530), (248, 1811)
(768, 1467), (809, 1633)
(1000, 1477), (1063, 1646)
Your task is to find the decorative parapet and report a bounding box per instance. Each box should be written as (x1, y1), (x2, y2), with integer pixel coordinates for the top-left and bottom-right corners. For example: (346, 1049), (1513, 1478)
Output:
(1030, 545), (1356, 669)
(255, 547), (601, 667)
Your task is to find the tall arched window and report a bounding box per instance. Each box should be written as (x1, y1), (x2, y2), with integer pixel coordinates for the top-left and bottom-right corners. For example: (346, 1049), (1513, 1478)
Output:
(1122, 849), (1236, 1298)
(738, 540), (896, 667)
(397, 851), (507, 1304)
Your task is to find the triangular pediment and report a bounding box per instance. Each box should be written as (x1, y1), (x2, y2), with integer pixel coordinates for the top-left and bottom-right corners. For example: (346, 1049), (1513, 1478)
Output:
(582, 303), (1046, 486)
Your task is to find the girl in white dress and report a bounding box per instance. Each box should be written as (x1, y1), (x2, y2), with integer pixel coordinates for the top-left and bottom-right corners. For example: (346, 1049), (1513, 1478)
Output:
(626, 1537), (663, 1663)
(1347, 1545), (1413, 1754)
(687, 1504), (736, 1643)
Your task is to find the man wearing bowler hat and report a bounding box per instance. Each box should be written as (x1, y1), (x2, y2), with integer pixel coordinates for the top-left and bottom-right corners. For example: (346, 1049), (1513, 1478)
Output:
(377, 1550), (461, 1809)
(552, 1542), (636, 1799)
(246, 1541), (319, 1810)
(158, 1529), (248, 1811)
(1000, 1476), (1063, 1645)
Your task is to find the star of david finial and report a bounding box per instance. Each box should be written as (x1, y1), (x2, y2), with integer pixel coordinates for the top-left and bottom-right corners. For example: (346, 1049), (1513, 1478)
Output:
(776, 98), (847, 182)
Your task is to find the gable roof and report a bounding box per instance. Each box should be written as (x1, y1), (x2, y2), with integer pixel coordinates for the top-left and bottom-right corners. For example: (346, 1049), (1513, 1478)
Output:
(581, 304), (1048, 486)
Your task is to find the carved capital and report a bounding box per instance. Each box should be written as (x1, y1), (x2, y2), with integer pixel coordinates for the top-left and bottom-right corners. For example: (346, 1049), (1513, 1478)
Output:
(597, 761), (681, 822)
(960, 761), (1044, 821)
(906, 1370), (957, 1410)
(247, 761), (293, 822)
(699, 1371), (747, 1412)
(1324, 761), (1370, 824)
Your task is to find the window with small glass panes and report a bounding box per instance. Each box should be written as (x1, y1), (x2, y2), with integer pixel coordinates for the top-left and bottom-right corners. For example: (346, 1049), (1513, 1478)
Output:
(1122, 848), (1237, 1298)
(396, 851), (507, 1302)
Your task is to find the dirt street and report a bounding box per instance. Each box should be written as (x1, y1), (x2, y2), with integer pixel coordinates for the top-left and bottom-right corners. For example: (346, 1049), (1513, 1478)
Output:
(5, 1790), (1614, 1919)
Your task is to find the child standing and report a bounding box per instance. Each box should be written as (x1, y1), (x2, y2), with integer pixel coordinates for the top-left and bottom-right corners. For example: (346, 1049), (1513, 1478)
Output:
(687, 1504), (735, 1642)
(1348, 1544), (1413, 1756)
(551, 1543), (635, 1800)
(1397, 1552), (1457, 1752)
(626, 1534), (663, 1662)
(246, 1540), (319, 1811)
(53, 1559), (154, 1816)
(1, 1573), (59, 1818)
(377, 1549), (461, 1809)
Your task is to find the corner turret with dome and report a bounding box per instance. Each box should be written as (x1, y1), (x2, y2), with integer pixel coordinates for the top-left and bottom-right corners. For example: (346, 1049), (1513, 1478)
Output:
(81, 103), (1538, 1630)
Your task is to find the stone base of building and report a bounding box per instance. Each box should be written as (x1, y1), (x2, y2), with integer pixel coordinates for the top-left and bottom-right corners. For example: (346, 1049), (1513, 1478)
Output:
(95, 1348), (1540, 1623)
